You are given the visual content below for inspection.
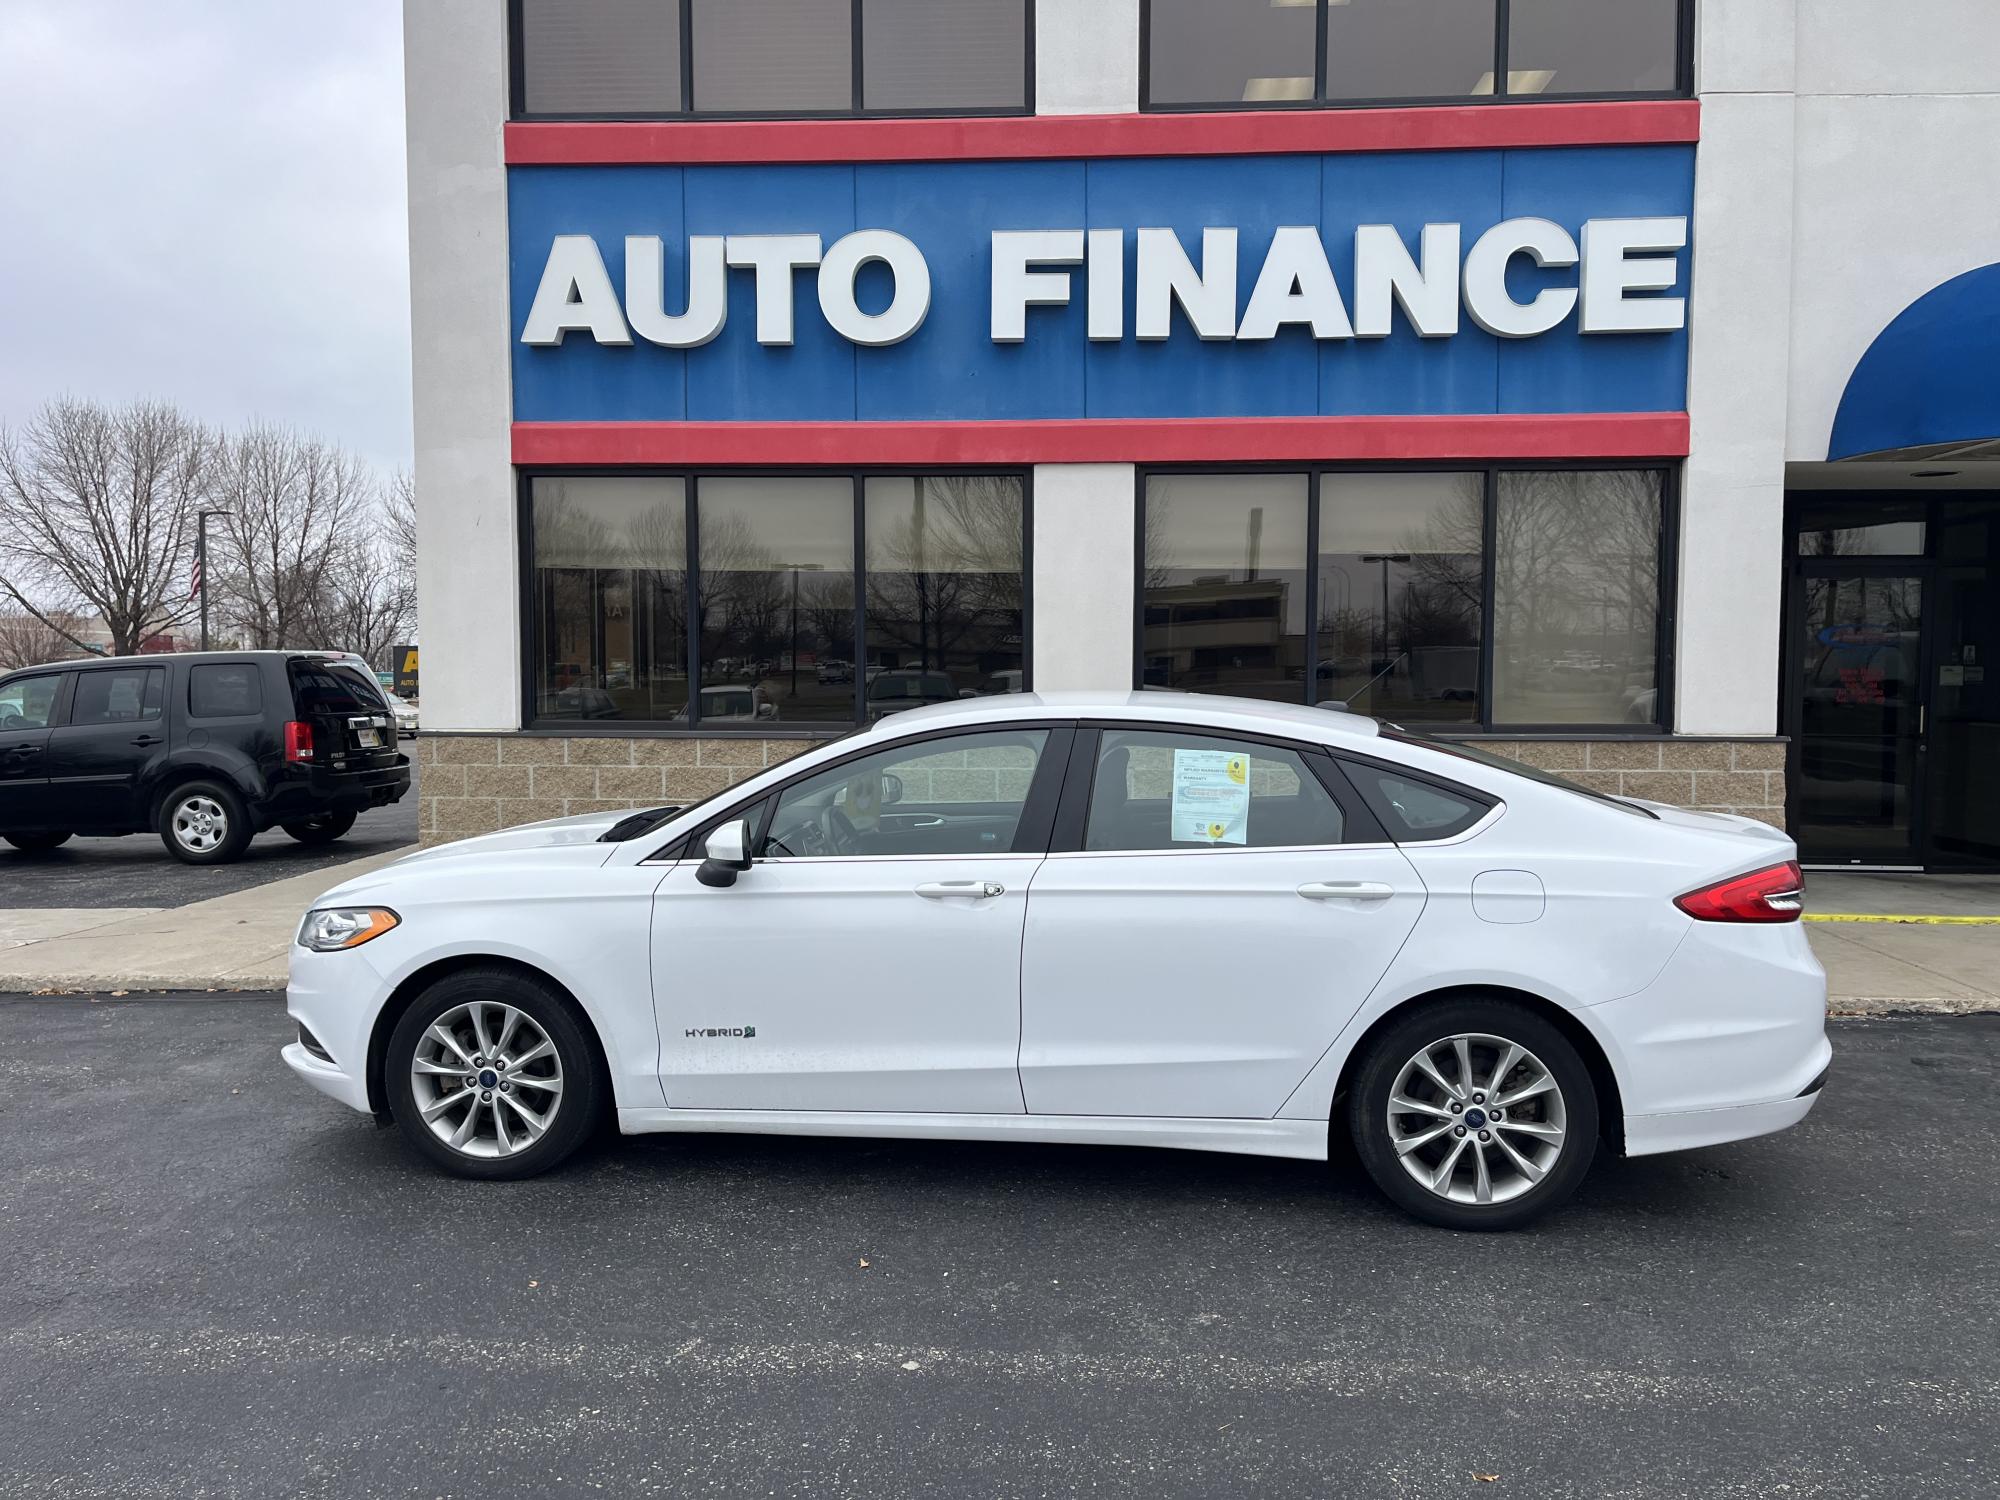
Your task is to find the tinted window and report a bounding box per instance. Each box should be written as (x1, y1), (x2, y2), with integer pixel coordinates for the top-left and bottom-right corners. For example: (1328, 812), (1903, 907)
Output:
(1146, 0), (1316, 106)
(762, 728), (1050, 857)
(1492, 470), (1662, 727)
(189, 664), (263, 718)
(519, 0), (683, 114)
(1326, 0), (1497, 101)
(1507, 0), (1680, 95)
(71, 668), (164, 726)
(289, 663), (387, 715)
(689, 0), (852, 113)
(1141, 473), (1309, 704)
(1084, 730), (1346, 851)
(1339, 759), (1490, 841)
(861, 0), (1028, 111)
(0, 674), (62, 731)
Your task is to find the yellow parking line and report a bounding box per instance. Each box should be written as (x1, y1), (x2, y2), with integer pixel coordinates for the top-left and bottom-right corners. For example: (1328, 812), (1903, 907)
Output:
(1804, 913), (2000, 926)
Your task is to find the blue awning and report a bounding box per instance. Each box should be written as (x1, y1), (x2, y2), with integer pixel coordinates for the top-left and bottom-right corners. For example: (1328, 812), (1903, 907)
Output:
(1829, 262), (2000, 460)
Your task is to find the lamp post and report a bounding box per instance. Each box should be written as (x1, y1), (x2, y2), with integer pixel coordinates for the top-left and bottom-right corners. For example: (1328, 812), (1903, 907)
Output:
(196, 510), (229, 651)
(1359, 552), (1411, 679)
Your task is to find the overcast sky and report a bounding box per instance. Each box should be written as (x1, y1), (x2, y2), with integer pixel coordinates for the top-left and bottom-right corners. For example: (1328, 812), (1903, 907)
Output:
(0, 0), (412, 473)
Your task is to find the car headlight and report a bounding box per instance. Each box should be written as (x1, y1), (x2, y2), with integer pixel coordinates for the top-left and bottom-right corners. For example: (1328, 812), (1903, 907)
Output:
(298, 907), (400, 952)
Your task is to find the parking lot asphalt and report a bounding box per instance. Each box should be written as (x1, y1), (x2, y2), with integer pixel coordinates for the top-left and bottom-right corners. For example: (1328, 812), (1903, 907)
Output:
(0, 767), (418, 910)
(1, 999), (1995, 1499)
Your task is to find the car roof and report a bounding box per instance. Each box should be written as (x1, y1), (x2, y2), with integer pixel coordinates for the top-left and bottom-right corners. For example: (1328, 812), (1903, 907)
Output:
(860, 690), (1382, 744)
(1, 649), (366, 675)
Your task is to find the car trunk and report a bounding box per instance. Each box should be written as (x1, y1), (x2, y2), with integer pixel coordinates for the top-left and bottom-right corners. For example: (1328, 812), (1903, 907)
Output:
(287, 660), (400, 774)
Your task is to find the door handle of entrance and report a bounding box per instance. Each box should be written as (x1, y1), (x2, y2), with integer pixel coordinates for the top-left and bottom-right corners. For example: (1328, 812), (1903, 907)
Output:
(1298, 880), (1395, 901)
(915, 880), (1005, 899)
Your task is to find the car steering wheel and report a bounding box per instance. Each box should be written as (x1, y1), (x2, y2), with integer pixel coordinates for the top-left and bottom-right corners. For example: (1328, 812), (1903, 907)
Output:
(0, 712), (23, 731)
(820, 804), (859, 855)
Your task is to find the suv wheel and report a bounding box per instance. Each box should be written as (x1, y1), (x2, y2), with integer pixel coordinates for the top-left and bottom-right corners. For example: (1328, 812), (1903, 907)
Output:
(282, 811), (357, 845)
(1348, 997), (1599, 1231)
(158, 781), (253, 865)
(4, 832), (72, 854)
(385, 966), (603, 1180)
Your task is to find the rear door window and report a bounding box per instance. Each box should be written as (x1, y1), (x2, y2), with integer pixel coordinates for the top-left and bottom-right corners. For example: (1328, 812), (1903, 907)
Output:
(1083, 729), (1349, 851)
(188, 663), (264, 718)
(71, 668), (165, 725)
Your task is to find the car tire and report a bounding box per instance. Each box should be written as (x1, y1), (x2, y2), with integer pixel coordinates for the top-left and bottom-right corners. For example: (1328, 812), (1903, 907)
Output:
(157, 780), (253, 865)
(3, 831), (73, 854)
(1348, 996), (1599, 1232)
(282, 811), (358, 845)
(385, 966), (604, 1181)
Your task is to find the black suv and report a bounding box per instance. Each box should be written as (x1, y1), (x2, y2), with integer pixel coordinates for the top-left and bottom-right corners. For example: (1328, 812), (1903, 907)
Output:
(0, 651), (411, 865)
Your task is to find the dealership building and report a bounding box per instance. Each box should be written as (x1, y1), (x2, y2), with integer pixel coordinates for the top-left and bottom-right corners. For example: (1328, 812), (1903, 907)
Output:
(405, 0), (2000, 869)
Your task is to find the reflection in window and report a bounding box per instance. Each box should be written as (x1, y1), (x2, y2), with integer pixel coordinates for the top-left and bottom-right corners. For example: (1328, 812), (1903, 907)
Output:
(1506, 0), (1680, 95)
(862, 0), (1028, 111)
(1145, 0), (1317, 107)
(1326, 0), (1497, 102)
(1142, 474), (1310, 704)
(1317, 473), (1484, 723)
(698, 478), (856, 724)
(689, 0), (853, 114)
(531, 478), (690, 723)
(1796, 498), (1927, 557)
(518, 0), (683, 114)
(1491, 471), (1662, 726)
(863, 476), (1024, 719)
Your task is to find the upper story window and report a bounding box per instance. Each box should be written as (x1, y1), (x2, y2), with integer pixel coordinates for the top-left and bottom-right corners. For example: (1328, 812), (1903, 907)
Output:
(512, 0), (1033, 119)
(1141, 0), (1687, 110)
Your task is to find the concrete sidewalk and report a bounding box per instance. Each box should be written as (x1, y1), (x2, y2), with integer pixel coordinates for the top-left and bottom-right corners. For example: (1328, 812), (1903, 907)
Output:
(0, 853), (1993, 1011)
(0, 849), (406, 992)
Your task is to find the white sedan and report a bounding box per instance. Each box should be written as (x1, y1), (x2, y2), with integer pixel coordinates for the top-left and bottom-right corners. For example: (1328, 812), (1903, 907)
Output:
(284, 692), (1829, 1229)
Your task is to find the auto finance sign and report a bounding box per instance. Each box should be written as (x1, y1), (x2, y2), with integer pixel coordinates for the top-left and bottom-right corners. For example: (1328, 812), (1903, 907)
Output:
(508, 146), (1694, 423)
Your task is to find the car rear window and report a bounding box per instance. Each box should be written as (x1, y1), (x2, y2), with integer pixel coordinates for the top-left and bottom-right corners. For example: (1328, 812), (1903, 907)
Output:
(1382, 730), (1656, 820)
(188, 663), (263, 718)
(1338, 759), (1494, 842)
(289, 661), (387, 714)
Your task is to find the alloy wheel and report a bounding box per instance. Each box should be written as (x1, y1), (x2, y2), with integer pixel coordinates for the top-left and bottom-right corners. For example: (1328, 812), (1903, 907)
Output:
(172, 795), (229, 854)
(1385, 1032), (1568, 1206)
(409, 1000), (565, 1160)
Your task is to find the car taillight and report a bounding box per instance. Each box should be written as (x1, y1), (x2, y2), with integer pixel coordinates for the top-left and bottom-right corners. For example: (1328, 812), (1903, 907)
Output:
(284, 721), (314, 764)
(1674, 860), (1804, 923)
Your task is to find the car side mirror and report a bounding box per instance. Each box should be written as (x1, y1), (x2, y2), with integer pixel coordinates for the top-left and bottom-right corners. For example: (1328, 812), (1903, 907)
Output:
(880, 773), (903, 806)
(696, 818), (753, 888)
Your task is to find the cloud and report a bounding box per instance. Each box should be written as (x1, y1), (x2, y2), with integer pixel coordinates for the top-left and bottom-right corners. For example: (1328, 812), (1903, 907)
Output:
(0, 0), (412, 472)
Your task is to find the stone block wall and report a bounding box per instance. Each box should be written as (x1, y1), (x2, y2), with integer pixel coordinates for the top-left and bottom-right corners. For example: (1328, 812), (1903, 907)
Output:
(416, 734), (1788, 845)
(1479, 740), (1788, 827)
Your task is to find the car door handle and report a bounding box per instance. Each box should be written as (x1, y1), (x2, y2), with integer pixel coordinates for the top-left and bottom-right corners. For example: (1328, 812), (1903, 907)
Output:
(907, 816), (946, 828)
(1298, 881), (1396, 902)
(130, 734), (163, 747)
(915, 880), (1005, 899)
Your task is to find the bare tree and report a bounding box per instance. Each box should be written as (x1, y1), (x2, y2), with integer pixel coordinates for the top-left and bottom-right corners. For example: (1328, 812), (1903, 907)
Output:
(212, 425), (373, 649)
(0, 602), (94, 670)
(0, 397), (209, 656)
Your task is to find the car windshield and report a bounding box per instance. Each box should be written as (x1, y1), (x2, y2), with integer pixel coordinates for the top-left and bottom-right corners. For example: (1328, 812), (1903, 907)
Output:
(1382, 729), (1656, 819)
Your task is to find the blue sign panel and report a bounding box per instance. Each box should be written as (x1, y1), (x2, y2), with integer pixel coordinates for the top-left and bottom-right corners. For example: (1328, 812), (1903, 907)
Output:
(507, 145), (1694, 424)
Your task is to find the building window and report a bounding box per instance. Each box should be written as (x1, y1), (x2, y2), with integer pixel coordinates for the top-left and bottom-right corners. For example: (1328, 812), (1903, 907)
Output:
(1142, 0), (1685, 109)
(527, 472), (1027, 730)
(512, 0), (1032, 120)
(1138, 467), (1671, 732)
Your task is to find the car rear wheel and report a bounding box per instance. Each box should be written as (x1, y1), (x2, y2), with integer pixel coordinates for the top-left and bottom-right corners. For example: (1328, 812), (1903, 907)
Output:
(282, 811), (357, 845)
(4, 831), (72, 854)
(1348, 997), (1598, 1231)
(158, 781), (253, 865)
(385, 967), (603, 1181)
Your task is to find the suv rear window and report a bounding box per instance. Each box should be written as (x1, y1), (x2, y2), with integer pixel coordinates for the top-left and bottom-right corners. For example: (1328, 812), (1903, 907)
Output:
(289, 661), (386, 714)
(189, 663), (263, 718)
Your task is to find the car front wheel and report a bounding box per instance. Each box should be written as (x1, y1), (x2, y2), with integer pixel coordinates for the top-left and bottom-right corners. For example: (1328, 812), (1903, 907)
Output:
(1348, 997), (1598, 1231)
(384, 967), (603, 1180)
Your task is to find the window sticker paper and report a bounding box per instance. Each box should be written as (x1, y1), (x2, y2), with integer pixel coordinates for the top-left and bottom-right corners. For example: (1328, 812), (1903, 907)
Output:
(1171, 748), (1250, 845)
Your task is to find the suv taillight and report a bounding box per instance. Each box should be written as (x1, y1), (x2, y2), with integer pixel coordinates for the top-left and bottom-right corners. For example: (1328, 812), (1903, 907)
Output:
(284, 721), (314, 764)
(1674, 860), (1805, 923)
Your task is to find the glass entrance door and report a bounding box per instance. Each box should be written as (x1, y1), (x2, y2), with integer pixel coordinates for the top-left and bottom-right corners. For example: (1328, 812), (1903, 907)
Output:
(1791, 569), (1926, 865)
(1923, 500), (2000, 867)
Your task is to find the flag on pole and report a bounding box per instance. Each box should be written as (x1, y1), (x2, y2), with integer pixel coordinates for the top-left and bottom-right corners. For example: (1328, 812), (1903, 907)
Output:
(189, 551), (203, 601)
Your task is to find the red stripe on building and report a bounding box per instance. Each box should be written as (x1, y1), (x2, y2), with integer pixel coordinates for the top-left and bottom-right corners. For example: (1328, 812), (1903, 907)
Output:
(511, 414), (1690, 467)
(506, 99), (1699, 168)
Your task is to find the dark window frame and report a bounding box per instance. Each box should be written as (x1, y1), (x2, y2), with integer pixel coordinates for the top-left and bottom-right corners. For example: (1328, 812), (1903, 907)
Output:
(1138, 0), (1693, 113)
(519, 466), (1035, 734)
(1133, 461), (1680, 736)
(509, 0), (1036, 121)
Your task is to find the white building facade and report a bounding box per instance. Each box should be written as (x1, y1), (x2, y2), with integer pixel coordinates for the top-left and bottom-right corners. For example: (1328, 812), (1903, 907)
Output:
(407, 0), (2000, 869)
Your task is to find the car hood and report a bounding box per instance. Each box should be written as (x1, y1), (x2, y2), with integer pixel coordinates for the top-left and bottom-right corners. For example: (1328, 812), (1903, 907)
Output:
(386, 810), (629, 866)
